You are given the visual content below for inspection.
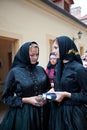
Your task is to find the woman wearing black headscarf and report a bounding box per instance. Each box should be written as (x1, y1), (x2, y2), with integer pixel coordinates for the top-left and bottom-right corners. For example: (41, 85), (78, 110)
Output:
(0, 41), (50, 130)
(48, 36), (87, 130)
(46, 52), (57, 88)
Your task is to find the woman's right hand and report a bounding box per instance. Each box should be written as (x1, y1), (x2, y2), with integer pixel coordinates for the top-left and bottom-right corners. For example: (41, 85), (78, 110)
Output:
(22, 96), (39, 106)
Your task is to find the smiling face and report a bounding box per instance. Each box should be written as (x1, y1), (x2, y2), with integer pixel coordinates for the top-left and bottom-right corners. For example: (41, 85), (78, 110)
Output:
(52, 40), (60, 59)
(29, 45), (39, 64)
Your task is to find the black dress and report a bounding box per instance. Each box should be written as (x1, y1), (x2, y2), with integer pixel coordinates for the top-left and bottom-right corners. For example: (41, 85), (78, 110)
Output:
(0, 66), (50, 130)
(49, 61), (87, 130)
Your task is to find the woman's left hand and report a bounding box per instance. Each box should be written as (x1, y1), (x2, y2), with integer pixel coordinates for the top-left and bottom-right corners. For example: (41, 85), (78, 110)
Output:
(55, 91), (71, 102)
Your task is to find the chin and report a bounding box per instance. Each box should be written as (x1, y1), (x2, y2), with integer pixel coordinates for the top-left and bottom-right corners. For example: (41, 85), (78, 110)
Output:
(32, 62), (36, 64)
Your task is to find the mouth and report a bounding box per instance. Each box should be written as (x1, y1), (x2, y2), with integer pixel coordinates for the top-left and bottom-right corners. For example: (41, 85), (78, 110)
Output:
(31, 61), (37, 64)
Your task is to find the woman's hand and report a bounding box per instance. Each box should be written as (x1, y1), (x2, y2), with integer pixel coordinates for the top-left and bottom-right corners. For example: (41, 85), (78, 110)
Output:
(47, 89), (71, 102)
(22, 96), (38, 106)
(55, 91), (71, 102)
(22, 96), (46, 107)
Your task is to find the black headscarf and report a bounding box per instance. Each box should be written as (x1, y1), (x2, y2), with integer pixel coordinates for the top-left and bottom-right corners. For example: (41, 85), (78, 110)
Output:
(54, 36), (82, 90)
(57, 36), (82, 64)
(12, 41), (39, 68)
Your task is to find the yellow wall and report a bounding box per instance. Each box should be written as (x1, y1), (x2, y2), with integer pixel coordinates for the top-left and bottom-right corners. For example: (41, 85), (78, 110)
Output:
(0, 0), (87, 68)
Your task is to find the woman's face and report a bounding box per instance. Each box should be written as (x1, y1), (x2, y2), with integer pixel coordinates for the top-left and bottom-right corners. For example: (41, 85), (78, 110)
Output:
(52, 40), (60, 59)
(50, 58), (57, 65)
(29, 46), (39, 64)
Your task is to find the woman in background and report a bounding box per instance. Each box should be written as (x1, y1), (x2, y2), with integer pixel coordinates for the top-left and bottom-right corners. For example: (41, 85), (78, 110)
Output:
(46, 52), (57, 88)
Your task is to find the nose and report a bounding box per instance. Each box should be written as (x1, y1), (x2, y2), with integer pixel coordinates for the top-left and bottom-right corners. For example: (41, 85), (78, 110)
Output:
(33, 55), (38, 59)
(52, 50), (56, 54)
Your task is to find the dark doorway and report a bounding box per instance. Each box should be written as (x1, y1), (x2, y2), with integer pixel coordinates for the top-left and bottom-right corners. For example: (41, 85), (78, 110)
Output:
(0, 36), (15, 123)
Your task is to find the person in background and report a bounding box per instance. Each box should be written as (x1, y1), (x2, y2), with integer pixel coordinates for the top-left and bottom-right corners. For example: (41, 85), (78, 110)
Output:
(46, 52), (57, 88)
(48, 36), (87, 130)
(0, 41), (50, 130)
(82, 50), (87, 69)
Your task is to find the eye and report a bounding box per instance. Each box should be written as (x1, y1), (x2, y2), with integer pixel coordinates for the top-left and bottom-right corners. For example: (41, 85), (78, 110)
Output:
(30, 54), (34, 57)
(54, 46), (58, 49)
(30, 53), (39, 57)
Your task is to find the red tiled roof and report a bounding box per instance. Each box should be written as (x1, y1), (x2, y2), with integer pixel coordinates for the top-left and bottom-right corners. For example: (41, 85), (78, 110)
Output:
(52, 0), (74, 4)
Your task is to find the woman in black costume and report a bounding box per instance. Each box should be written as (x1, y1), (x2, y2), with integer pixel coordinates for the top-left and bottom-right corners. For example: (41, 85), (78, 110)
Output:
(0, 41), (50, 130)
(46, 52), (57, 88)
(48, 36), (87, 130)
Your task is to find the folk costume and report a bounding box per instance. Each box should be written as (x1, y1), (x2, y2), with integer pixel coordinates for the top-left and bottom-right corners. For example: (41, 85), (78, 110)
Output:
(0, 42), (50, 130)
(49, 36), (87, 130)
